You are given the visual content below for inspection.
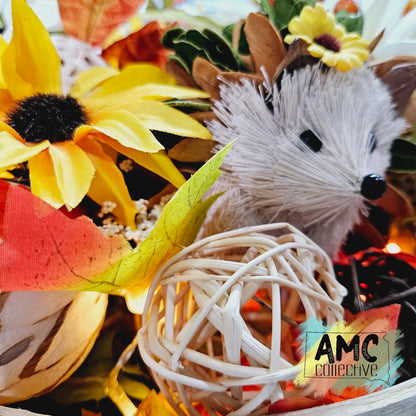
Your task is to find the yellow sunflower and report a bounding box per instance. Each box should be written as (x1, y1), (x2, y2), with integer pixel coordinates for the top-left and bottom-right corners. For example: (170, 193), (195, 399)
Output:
(0, 0), (211, 228)
(284, 3), (369, 71)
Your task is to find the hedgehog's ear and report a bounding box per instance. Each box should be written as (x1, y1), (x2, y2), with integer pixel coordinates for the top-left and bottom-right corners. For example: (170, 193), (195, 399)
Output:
(373, 61), (416, 116)
(272, 39), (319, 88)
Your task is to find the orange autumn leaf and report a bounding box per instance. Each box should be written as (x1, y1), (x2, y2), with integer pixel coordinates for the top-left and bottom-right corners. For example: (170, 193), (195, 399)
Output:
(102, 21), (170, 69)
(0, 180), (132, 291)
(325, 385), (371, 403)
(136, 390), (175, 416)
(57, 0), (146, 47)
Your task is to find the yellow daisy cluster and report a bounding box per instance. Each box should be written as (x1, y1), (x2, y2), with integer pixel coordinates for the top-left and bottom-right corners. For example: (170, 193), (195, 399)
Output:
(0, 0), (211, 228)
(285, 3), (369, 71)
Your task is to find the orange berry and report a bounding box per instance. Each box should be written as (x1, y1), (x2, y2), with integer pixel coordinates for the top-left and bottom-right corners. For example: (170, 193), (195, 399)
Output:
(334, 0), (359, 14)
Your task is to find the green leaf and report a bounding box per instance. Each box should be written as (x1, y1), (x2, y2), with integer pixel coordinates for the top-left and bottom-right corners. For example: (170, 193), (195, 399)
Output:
(222, 22), (249, 56)
(121, 362), (149, 378)
(264, 0), (317, 30)
(164, 99), (212, 113)
(49, 376), (109, 404)
(168, 54), (192, 73)
(260, 0), (276, 25)
(237, 23), (250, 55)
(389, 138), (416, 173)
(162, 27), (246, 74)
(87, 143), (232, 301)
(49, 301), (154, 406)
(118, 373), (151, 401)
(177, 29), (213, 51)
(202, 29), (247, 71)
(222, 23), (234, 43)
(174, 39), (210, 72)
(335, 10), (364, 34)
(161, 27), (185, 49)
(49, 331), (116, 404)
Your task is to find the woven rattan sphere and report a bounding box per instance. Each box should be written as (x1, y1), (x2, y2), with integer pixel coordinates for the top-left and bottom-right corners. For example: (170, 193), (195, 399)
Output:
(138, 223), (346, 416)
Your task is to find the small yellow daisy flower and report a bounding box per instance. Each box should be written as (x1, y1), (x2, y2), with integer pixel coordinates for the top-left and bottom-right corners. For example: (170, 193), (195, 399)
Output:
(284, 3), (369, 71)
(0, 0), (211, 228)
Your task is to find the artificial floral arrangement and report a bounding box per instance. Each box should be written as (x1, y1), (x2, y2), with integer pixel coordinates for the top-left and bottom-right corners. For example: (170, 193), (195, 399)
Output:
(1, 0), (416, 415)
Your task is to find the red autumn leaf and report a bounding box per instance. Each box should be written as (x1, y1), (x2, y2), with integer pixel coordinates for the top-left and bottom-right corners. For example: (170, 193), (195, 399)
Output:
(101, 21), (170, 69)
(0, 180), (132, 291)
(325, 385), (371, 403)
(57, 0), (146, 47)
(268, 396), (332, 413)
(346, 303), (401, 333)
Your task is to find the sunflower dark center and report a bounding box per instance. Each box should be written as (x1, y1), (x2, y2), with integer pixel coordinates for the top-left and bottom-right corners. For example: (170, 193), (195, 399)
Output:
(6, 93), (89, 143)
(313, 34), (341, 52)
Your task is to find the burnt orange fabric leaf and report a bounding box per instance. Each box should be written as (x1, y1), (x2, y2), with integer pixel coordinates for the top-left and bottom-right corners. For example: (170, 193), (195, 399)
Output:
(57, 0), (146, 47)
(0, 180), (132, 291)
(135, 390), (175, 415)
(102, 21), (170, 69)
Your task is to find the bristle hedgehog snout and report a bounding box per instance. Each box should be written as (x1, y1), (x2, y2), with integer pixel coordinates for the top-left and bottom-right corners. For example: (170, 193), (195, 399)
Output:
(204, 63), (407, 258)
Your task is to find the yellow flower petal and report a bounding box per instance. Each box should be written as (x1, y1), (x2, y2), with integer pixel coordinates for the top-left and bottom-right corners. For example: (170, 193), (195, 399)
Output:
(2, 0), (61, 99)
(329, 25), (347, 39)
(0, 171), (14, 179)
(0, 121), (26, 141)
(124, 150), (186, 189)
(0, 131), (49, 169)
(0, 36), (9, 88)
(308, 43), (326, 57)
(109, 100), (212, 140)
(0, 35), (7, 54)
(341, 53), (363, 68)
(314, 3), (329, 21)
(286, 3), (369, 71)
(83, 79), (209, 110)
(70, 67), (120, 100)
(335, 59), (353, 72)
(96, 133), (186, 189)
(284, 34), (302, 45)
(288, 18), (313, 38)
(75, 109), (164, 153)
(111, 83), (210, 101)
(301, 6), (318, 25)
(342, 33), (362, 43)
(85, 64), (175, 104)
(48, 141), (95, 209)
(77, 137), (137, 228)
(28, 150), (65, 208)
(321, 52), (338, 67)
(0, 89), (15, 116)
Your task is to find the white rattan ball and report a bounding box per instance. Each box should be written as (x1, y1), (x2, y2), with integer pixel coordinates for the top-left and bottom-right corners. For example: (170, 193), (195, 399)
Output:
(138, 223), (346, 416)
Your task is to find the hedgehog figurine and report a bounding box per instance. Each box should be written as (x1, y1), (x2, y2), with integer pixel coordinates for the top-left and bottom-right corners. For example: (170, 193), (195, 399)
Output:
(203, 58), (413, 258)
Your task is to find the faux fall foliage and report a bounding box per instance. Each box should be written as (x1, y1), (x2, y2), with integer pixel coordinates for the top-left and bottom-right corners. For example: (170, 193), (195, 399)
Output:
(0, 145), (230, 295)
(57, 0), (146, 47)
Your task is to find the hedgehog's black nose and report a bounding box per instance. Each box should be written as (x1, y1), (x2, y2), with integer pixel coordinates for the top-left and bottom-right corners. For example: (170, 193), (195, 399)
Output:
(360, 174), (387, 200)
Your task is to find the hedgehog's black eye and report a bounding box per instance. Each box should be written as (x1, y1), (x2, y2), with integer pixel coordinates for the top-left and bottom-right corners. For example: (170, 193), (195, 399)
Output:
(299, 130), (322, 152)
(368, 132), (377, 153)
